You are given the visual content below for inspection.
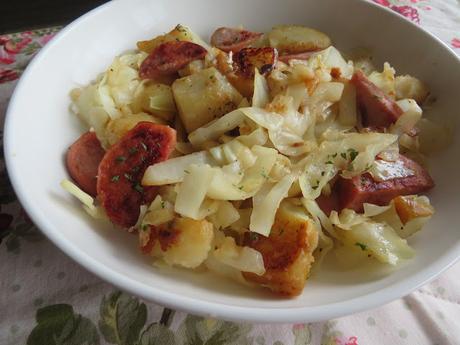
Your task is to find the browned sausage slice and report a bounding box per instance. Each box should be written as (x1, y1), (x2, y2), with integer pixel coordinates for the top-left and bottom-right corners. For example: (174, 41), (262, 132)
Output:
(351, 70), (403, 128)
(315, 192), (340, 216)
(139, 41), (207, 79)
(66, 131), (105, 197)
(211, 27), (263, 52)
(97, 122), (176, 228)
(336, 155), (434, 212)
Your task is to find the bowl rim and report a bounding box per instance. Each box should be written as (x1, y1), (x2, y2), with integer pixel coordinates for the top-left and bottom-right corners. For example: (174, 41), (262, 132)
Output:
(4, 0), (460, 323)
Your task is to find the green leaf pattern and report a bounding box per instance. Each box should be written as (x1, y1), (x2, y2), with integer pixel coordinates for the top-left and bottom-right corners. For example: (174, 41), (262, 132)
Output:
(98, 292), (147, 345)
(27, 292), (254, 345)
(27, 304), (99, 345)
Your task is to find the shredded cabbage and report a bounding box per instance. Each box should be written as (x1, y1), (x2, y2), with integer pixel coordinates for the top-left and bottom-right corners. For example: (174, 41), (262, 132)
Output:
(252, 68), (270, 108)
(175, 164), (215, 219)
(143, 195), (175, 226)
(368, 62), (396, 98)
(213, 237), (265, 275)
(142, 151), (215, 186)
(250, 174), (296, 236)
(60, 180), (106, 220)
(336, 220), (414, 265)
(391, 99), (422, 136)
(188, 109), (245, 147)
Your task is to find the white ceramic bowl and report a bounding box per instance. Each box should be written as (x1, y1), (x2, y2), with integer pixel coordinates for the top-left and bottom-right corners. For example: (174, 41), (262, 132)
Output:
(5, 0), (460, 323)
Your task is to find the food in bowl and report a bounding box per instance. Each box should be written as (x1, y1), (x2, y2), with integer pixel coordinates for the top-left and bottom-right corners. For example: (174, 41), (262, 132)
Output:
(62, 24), (443, 297)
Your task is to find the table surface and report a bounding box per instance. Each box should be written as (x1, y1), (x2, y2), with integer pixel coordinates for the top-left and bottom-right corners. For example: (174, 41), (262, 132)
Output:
(0, 0), (108, 34)
(1, 1), (460, 345)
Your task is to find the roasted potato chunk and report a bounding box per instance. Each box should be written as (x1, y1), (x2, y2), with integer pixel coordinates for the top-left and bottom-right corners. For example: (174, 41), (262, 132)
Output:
(243, 200), (318, 296)
(143, 217), (214, 268)
(172, 67), (243, 132)
(268, 25), (331, 54)
(216, 47), (278, 98)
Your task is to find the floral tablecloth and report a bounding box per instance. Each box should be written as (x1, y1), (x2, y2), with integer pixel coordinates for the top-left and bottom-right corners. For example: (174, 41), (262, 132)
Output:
(1, 1), (460, 344)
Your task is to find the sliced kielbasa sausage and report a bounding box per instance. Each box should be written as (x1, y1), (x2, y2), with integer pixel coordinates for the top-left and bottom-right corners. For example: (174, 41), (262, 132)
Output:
(336, 154), (434, 212)
(351, 70), (403, 128)
(97, 122), (176, 228)
(211, 27), (263, 53)
(66, 131), (105, 197)
(139, 41), (207, 79)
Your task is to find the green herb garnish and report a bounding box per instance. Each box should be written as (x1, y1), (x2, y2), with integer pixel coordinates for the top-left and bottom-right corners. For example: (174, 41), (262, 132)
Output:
(348, 148), (359, 161)
(115, 156), (126, 163)
(133, 183), (144, 193)
(111, 175), (120, 182)
(128, 147), (138, 155)
(249, 232), (259, 241)
(355, 242), (367, 251)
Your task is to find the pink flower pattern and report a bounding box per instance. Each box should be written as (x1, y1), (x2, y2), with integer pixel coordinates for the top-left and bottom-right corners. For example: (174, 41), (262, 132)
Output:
(373, 0), (459, 49)
(0, 27), (60, 84)
(390, 5), (420, 23)
(451, 38), (460, 49)
(334, 335), (359, 345)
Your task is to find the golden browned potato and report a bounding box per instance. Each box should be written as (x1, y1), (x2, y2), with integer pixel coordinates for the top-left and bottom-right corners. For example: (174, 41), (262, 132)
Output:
(145, 217), (214, 269)
(172, 67), (243, 132)
(215, 48), (278, 98)
(268, 25), (331, 54)
(243, 200), (318, 296)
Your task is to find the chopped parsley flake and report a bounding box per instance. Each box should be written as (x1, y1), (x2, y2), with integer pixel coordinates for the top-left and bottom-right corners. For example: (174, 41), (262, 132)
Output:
(348, 148), (359, 161)
(325, 160), (333, 165)
(321, 171), (326, 176)
(249, 232), (259, 241)
(115, 156), (126, 163)
(142, 224), (149, 231)
(133, 183), (144, 193)
(124, 173), (133, 181)
(184, 169), (190, 174)
(355, 242), (367, 251)
(340, 152), (347, 159)
(161, 201), (166, 209)
(331, 153), (338, 158)
(128, 147), (138, 155)
(111, 175), (120, 182)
